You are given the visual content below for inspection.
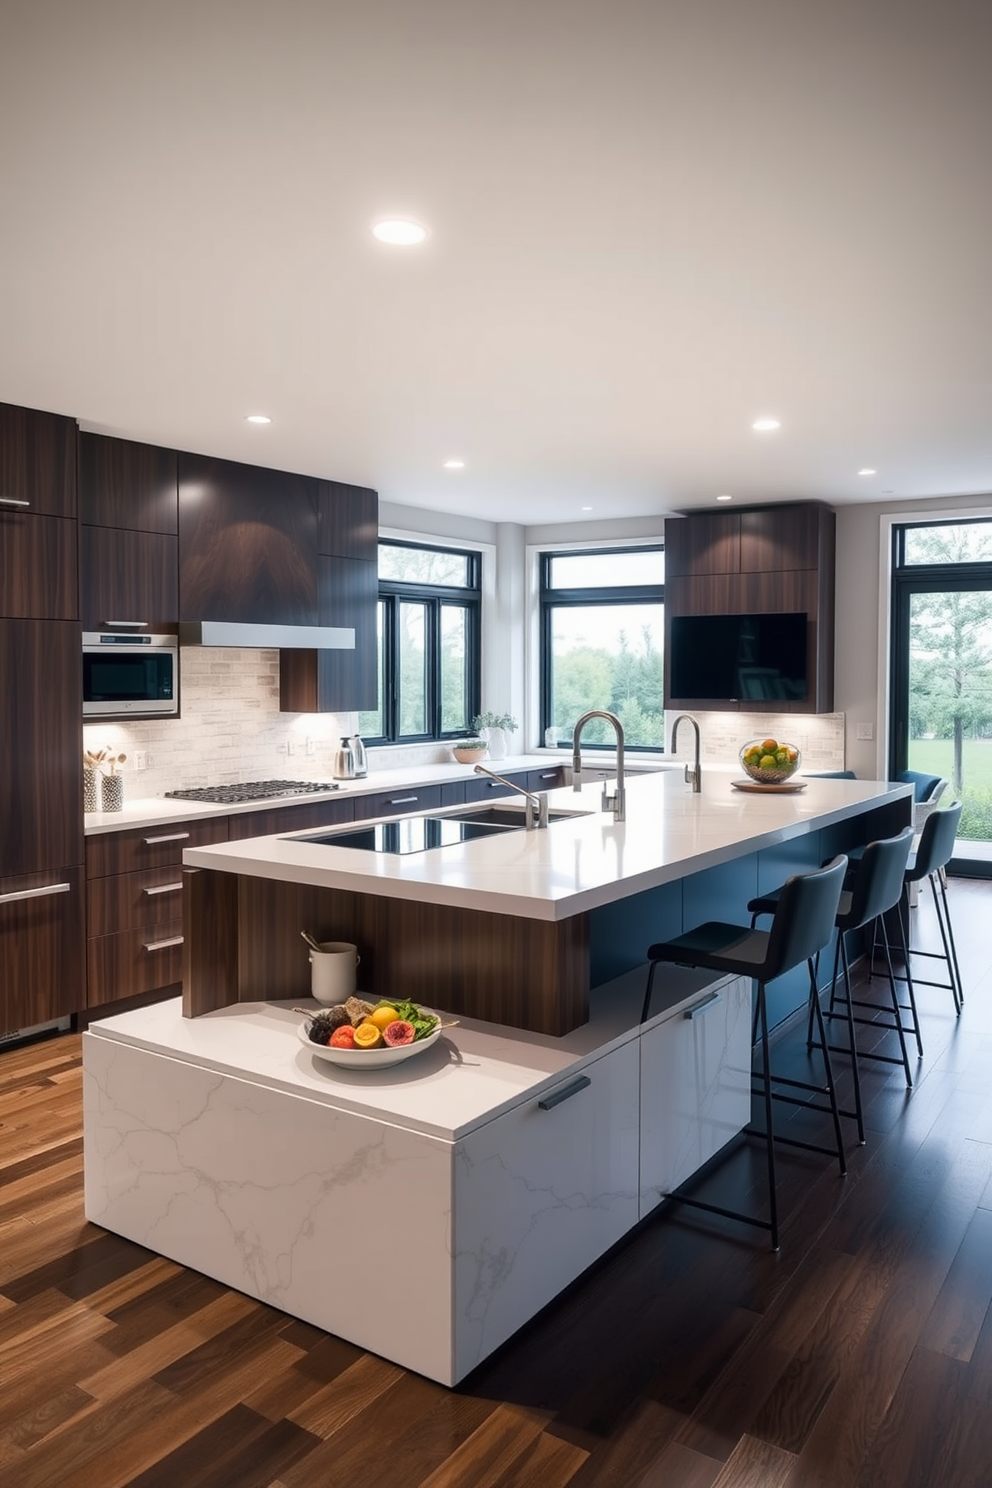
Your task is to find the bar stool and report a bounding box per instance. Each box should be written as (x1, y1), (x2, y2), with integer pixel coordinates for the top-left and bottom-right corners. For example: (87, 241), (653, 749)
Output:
(641, 854), (848, 1251)
(888, 801), (964, 1015)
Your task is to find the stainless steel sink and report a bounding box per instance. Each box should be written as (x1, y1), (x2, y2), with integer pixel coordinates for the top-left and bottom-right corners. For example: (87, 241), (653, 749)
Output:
(291, 803), (592, 855)
(443, 804), (592, 828)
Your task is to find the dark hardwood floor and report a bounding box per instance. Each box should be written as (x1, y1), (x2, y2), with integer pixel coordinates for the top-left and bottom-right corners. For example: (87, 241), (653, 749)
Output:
(2, 879), (991, 1486)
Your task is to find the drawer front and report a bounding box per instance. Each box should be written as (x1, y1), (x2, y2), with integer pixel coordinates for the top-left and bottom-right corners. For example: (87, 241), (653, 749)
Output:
(227, 797), (355, 842)
(639, 974), (751, 1218)
(453, 1039), (640, 1379)
(86, 864), (185, 937)
(86, 816), (230, 879)
(0, 867), (84, 1028)
(525, 766), (566, 792)
(353, 785), (442, 821)
(86, 918), (184, 1007)
(461, 776), (514, 803)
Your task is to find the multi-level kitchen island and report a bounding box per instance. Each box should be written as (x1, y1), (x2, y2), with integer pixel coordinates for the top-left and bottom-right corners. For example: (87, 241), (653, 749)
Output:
(83, 769), (911, 1384)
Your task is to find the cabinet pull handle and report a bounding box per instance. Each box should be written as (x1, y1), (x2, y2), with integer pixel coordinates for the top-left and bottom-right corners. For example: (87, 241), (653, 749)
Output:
(0, 496), (31, 508)
(142, 832), (191, 844)
(683, 992), (723, 1020)
(0, 881), (71, 905)
(487, 781), (502, 788)
(538, 1074), (591, 1111)
(143, 881), (183, 896)
(388, 795), (418, 805)
(104, 620), (149, 629)
(538, 772), (557, 780)
(144, 935), (184, 952)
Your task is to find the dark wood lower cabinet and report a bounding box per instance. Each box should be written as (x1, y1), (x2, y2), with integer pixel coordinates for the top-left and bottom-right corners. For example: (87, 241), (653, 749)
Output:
(0, 867), (84, 1032)
(86, 918), (184, 1008)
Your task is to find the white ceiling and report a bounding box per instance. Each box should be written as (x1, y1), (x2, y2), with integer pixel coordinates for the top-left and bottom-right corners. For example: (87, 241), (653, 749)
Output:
(2, 0), (991, 525)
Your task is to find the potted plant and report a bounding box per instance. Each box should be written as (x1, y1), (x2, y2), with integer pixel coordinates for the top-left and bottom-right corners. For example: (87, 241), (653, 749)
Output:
(451, 737), (489, 764)
(472, 711), (518, 762)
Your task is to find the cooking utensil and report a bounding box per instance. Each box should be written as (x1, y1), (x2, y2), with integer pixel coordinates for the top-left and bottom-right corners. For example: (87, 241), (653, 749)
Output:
(300, 930), (323, 953)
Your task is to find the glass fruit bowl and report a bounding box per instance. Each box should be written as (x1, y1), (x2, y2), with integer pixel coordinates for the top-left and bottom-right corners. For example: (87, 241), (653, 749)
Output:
(739, 738), (801, 785)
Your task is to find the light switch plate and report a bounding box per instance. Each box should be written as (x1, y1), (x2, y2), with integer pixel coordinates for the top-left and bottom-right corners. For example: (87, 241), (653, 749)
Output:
(856, 722), (874, 741)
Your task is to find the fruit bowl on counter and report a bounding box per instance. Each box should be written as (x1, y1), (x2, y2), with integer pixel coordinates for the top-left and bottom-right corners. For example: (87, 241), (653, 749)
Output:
(739, 738), (801, 785)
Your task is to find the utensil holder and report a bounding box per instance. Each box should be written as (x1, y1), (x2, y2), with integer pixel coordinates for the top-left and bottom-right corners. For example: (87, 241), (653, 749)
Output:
(101, 774), (124, 812)
(83, 767), (99, 813)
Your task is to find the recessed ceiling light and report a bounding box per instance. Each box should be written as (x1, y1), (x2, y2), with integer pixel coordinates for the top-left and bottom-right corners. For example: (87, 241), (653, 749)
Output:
(717, 493), (733, 502)
(443, 459), (465, 470)
(245, 414), (271, 425)
(858, 468), (877, 477)
(581, 505), (593, 511)
(752, 417), (781, 432)
(372, 219), (429, 246)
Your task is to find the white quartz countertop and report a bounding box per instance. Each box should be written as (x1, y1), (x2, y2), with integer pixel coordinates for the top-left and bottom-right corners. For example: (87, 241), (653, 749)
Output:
(82, 753), (571, 835)
(84, 965), (720, 1141)
(181, 768), (912, 921)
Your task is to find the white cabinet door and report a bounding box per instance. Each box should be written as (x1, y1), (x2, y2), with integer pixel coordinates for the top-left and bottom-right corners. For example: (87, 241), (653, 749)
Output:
(452, 1037), (640, 1380)
(639, 974), (751, 1219)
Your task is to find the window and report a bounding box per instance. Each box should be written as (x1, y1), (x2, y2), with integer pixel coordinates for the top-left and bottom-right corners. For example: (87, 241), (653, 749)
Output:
(540, 546), (665, 750)
(358, 541), (481, 744)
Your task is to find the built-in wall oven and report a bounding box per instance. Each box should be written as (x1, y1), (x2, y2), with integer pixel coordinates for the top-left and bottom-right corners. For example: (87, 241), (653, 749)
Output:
(82, 632), (179, 718)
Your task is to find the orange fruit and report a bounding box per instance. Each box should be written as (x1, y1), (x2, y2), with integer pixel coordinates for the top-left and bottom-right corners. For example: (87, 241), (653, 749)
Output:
(369, 1005), (400, 1031)
(760, 738), (779, 753)
(353, 1022), (382, 1049)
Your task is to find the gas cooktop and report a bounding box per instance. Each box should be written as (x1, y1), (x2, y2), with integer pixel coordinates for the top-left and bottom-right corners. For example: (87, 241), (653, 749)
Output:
(164, 779), (339, 805)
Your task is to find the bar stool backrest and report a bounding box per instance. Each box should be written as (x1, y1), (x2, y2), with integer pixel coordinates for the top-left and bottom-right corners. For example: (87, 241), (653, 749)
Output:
(845, 826), (914, 927)
(907, 801), (962, 883)
(763, 854), (848, 981)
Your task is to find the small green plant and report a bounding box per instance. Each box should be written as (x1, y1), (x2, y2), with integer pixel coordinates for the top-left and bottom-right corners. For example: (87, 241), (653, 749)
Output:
(473, 711), (518, 733)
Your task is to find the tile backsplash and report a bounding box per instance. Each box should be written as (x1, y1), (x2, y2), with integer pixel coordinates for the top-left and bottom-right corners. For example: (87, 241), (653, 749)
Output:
(666, 711), (846, 771)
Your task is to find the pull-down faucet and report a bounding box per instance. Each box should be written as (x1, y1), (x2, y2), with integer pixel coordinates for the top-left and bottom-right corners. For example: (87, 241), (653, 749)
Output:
(473, 764), (549, 828)
(572, 710), (626, 821)
(670, 713), (702, 792)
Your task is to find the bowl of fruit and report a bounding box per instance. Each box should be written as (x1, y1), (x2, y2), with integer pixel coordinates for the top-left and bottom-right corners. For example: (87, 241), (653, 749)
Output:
(739, 738), (801, 785)
(298, 996), (443, 1068)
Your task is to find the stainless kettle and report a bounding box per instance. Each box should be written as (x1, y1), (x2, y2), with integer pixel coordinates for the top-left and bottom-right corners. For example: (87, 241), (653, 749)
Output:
(333, 734), (368, 780)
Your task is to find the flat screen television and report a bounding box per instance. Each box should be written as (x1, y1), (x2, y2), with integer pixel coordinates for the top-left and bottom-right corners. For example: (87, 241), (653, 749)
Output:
(669, 612), (808, 702)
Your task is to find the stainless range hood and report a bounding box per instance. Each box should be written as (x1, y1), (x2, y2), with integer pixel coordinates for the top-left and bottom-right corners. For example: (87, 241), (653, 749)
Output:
(179, 621), (355, 649)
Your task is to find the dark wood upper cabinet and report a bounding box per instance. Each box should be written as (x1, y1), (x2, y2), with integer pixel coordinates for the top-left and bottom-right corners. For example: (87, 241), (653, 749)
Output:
(740, 505), (829, 572)
(80, 526), (179, 629)
(318, 481), (378, 561)
(664, 512), (741, 578)
(0, 402), (76, 519)
(0, 509), (77, 620)
(178, 453), (319, 625)
(0, 619), (83, 876)
(79, 433), (178, 534)
(280, 555), (378, 713)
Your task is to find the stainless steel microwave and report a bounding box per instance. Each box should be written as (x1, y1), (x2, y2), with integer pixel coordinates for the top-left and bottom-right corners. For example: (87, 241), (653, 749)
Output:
(82, 633), (179, 717)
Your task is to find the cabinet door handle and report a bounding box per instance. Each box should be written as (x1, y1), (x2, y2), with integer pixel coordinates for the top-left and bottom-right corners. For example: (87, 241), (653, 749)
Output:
(487, 781), (502, 789)
(538, 1074), (591, 1111)
(0, 881), (71, 905)
(0, 496), (31, 508)
(104, 620), (149, 629)
(683, 992), (723, 1020)
(143, 881), (183, 896)
(142, 832), (191, 844)
(388, 795), (418, 805)
(537, 772), (558, 780)
(143, 935), (184, 952)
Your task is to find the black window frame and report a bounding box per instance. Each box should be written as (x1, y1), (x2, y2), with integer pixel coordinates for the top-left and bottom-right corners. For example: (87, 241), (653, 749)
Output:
(361, 539), (482, 746)
(539, 544), (665, 753)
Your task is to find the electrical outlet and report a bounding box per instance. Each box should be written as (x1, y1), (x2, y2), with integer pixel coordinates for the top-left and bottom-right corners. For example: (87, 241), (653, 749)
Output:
(306, 736), (316, 756)
(856, 722), (874, 741)
(134, 751), (147, 771)
(287, 737), (297, 756)
(277, 741), (288, 754)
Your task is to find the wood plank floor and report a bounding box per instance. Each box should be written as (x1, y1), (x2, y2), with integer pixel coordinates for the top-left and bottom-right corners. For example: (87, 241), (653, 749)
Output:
(2, 879), (991, 1487)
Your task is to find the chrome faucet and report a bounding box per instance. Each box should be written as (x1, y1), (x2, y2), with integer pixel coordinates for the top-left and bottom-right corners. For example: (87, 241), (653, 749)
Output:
(670, 713), (702, 792)
(473, 764), (549, 828)
(571, 710), (626, 821)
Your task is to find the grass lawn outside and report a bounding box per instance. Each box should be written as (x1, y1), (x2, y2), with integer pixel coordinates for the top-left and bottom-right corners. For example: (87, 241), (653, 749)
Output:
(907, 738), (992, 843)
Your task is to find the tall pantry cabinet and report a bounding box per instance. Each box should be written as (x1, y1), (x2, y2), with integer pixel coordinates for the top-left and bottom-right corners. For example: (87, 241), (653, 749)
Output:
(0, 403), (84, 1036)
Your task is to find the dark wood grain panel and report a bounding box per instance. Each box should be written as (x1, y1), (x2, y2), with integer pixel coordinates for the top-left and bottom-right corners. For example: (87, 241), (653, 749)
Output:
(182, 867), (240, 1016)
(0, 401), (77, 518)
(86, 918), (184, 1007)
(279, 556), (378, 714)
(740, 503), (831, 573)
(85, 816), (229, 880)
(78, 433), (178, 534)
(0, 866), (84, 1028)
(178, 452), (318, 625)
(0, 512), (77, 619)
(80, 525), (179, 628)
(226, 797), (354, 841)
(86, 865), (187, 937)
(317, 480), (378, 560)
(664, 511), (740, 578)
(0, 620), (82, 876)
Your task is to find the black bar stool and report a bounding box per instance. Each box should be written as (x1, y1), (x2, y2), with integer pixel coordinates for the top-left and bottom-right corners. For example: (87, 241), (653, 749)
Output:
(886, 801), (964, 1016)
(641, 854), (848, 1251)
(750, 827), (916, 1142)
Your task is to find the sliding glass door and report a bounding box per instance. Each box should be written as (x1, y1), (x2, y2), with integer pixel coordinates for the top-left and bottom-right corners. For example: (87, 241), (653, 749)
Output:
(890, 519), (992, 873)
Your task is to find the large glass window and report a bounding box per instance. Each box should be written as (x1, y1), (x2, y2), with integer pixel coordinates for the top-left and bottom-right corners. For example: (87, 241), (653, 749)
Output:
(358, 541), (481, 744)
(540, 546), (665, 750)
